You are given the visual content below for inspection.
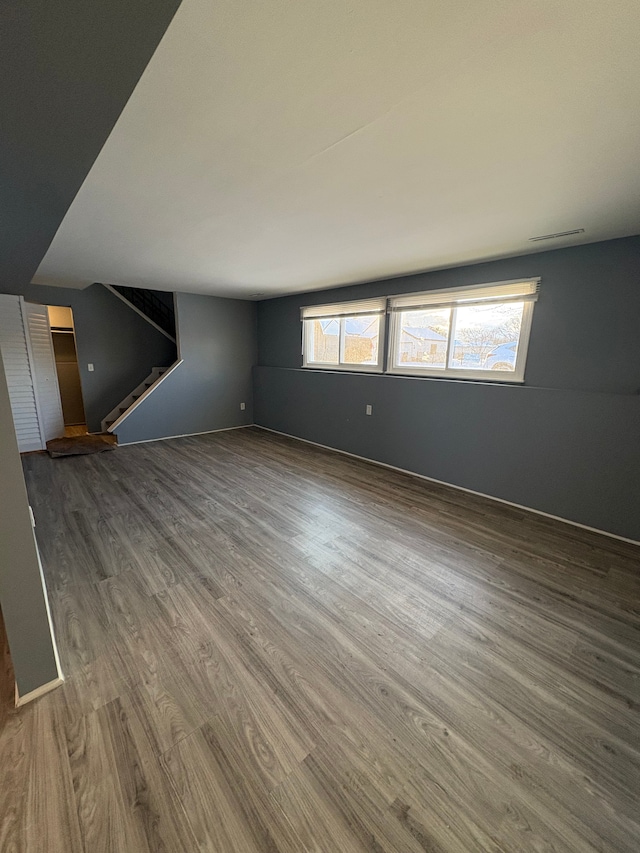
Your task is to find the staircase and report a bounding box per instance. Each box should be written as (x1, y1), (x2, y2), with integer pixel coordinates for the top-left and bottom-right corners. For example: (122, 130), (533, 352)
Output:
(101, 366), (169, 433)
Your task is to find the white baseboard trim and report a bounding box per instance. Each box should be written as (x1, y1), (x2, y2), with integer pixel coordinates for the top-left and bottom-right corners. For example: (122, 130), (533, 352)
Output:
(15, 675), (65, 708)
(255, 425), (640, 548)
(28, 523), (65, 707)
(118, 423), (254, 446)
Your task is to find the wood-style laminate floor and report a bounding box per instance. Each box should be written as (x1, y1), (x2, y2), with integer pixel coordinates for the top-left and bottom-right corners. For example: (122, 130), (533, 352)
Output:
(2, 426), (639, 852)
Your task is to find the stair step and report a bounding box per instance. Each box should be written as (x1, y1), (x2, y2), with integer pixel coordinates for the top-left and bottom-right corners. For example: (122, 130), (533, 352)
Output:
(102, 367), (171, 432)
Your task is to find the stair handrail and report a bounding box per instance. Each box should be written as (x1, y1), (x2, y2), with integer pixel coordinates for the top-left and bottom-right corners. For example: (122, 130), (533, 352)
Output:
(100, 283), (176, 342)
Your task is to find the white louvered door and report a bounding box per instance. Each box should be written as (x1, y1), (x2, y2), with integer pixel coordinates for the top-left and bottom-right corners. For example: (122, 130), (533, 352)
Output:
(0, 294), (44, 451)
(22, 302), (64, 443)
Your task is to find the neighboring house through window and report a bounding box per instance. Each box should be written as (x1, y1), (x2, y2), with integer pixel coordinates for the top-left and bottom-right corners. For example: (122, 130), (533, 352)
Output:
(388, 278), (539, 381)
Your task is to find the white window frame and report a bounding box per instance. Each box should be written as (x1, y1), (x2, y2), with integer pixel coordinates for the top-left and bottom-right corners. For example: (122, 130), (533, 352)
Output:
(387, 278), (539, 383)
(300, 279), (539, 382)
(301, 298), (386, 373)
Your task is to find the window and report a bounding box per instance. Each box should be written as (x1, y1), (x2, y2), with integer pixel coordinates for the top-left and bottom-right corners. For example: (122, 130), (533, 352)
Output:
(301, 279), (539, 382)
(302, 298), (386, 371)
(388, 279), (538, 382)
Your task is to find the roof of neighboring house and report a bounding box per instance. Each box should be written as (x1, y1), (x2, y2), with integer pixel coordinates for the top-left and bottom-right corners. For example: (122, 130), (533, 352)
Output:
(401, 326), (447, 342)
(319, 318), (378, 338)
(346, 317), (378, 337)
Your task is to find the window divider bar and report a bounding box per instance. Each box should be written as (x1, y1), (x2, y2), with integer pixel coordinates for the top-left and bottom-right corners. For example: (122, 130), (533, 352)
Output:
(444, 308), (455, 370)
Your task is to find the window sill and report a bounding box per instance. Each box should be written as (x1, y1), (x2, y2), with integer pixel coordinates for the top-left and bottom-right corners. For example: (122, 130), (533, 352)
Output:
(386, 367), (525, 384)
(303, 363), (383, 374)
(301, 365), (525, 386)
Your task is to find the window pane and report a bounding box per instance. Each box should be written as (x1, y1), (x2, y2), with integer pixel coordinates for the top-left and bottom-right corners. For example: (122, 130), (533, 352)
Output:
(343, 315), (380, 365)
(449, 302), (524, 372)
(396, 308), (450, 369)
(309, 318), (339, 363)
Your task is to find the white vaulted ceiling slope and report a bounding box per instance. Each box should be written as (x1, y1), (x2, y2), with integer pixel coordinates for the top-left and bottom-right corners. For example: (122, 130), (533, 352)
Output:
(34, 0), (640, 298)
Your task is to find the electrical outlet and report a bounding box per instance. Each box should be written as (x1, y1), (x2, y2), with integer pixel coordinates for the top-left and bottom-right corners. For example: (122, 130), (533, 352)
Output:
(365, 404), (373, 416)
(240, 402), (246, 411)
(88, 363), (94, 372)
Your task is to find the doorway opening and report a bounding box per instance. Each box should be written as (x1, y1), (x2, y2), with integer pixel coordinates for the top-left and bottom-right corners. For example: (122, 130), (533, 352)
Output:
(47, 306), (87, 437)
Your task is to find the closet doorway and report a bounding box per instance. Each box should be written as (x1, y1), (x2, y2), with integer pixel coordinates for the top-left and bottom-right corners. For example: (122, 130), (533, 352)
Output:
(48, 306), (87, 436)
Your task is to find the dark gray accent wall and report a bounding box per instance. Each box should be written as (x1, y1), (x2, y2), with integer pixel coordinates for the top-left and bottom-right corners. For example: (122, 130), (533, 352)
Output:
(0, 282), (176, 432)
(255, 237), (640, 542)
(1, 0), (182, 295)
(0, 350), (59, 696)
(255, 367), (640, 541)
(115, 292), (257, 444)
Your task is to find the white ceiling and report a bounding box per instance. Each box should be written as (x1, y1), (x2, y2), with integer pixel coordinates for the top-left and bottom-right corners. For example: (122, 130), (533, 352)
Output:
(34, 0), (640, 298)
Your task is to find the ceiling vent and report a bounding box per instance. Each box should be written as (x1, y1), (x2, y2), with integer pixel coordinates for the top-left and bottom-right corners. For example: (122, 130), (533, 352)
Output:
(528, 229), (585, 242)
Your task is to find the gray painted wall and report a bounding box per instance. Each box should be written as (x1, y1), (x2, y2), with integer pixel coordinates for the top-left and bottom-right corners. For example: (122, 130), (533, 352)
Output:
(255, 237), (640, 541)
(115, 292), (257, 444)
(0, 350), (59, 696)
(0, 282), (176, 433)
